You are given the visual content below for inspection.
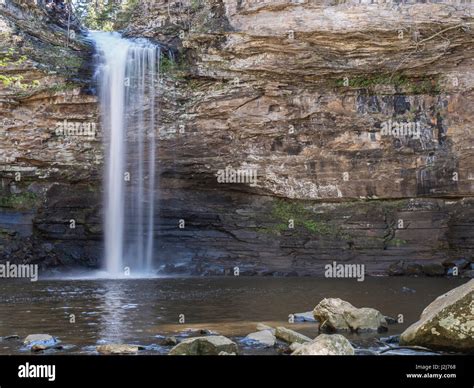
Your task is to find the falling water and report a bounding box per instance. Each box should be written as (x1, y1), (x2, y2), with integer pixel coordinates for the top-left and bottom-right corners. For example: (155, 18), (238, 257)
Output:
(91, 32), (159, 276)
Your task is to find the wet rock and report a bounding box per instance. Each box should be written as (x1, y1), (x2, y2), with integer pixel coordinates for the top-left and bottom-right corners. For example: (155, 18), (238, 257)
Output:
(31, 345), (47, 352)
(384, 316), (398, 325)
(313, 298), (387, 333)
(2, 335), (19, 341)
(293, 311), (317, 322)
(400, 279), (474, 352)
(461, 270), (474, 278)
(96, 344), (142, 354)
(381, 335), (400, 344)
(169, 336), (238, 355)
(256, 323), (275, 334)
(275, 327), (311, 344)
(443, 258), (470, 270)
(23, 334), (57, 348)
(244, 330), (276, 347)
(292, 334), (355, 355)
(422, 263), (446, 277)
(157, 336), (178, 346)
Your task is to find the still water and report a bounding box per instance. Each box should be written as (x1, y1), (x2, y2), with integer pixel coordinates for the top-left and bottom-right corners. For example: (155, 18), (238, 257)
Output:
(0, 276), (464, 355)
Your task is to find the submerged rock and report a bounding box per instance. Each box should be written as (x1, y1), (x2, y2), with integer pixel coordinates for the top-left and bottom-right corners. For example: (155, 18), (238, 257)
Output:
(292, 334), (355, 355)
(313, 298), (387, 333)
(400, 279), (474, 352)
(275, 327), (311, 344)
(244, 330), (276, 347)
(96, 344), (141, 354)
(169, 336), (238, 355)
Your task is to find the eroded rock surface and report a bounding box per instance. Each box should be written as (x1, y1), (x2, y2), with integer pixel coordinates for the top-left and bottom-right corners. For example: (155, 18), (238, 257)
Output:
(400, 279), (474, 352)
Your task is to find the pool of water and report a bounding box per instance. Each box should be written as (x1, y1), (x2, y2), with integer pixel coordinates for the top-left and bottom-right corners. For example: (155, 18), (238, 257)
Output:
(0, 276), (464, 355)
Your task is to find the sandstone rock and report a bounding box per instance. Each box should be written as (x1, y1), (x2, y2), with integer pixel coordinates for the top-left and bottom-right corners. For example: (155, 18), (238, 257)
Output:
(96, 344), (141, 354)
(275, 327), (311, 344)
(168, 336), (238, 355)
(244, 330), (276, 347)
(313, 298), (387, 332)
(256, 323), (275, 334)
(293, 311), (317, 322)
(292, 334), (355, 355)
(289, 342), (303, 352)
(400, 280), (474, 352)
(23, 334), (57, 348)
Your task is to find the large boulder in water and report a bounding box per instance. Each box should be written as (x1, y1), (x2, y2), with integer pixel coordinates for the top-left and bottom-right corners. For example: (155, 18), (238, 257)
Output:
(400, 279), (474, 352)
(169, 336), (238, 355)
(313, 298), (387, 332)
(292, 334), (354, 355)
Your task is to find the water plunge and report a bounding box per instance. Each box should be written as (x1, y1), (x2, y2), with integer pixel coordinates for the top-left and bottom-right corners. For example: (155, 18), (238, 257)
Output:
(91, 32), (160, 277)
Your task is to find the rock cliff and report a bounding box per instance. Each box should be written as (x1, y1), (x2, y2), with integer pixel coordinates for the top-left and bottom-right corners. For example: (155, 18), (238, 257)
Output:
(1, 0), (473, 275)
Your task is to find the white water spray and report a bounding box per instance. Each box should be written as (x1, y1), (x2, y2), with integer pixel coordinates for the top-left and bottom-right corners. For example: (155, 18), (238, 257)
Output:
(91, 32), (159, 276)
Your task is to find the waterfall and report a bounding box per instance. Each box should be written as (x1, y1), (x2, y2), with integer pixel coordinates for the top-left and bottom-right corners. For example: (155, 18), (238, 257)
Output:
(91, 32), (159, 276)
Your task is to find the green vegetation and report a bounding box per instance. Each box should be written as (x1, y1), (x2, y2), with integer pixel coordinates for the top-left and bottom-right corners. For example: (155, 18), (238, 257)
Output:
(0, 192), (39, 210)
(335, 73), (440, 94)
(261, 200), (340, 236)
(0, 48), (39, 89)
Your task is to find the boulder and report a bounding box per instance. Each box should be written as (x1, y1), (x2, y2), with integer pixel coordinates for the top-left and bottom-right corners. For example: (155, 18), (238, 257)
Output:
(293, 311), (317, 322)
(275, 327), (311, 344)
(292, 334), (355, 355)
(23, 334), (57, 348)
(313, 298), (387, 332)
(96, 344), (141, 354)
(400, 279), (474, 352)
(169, 336), (238, 355)
(244, 330), (276, 347)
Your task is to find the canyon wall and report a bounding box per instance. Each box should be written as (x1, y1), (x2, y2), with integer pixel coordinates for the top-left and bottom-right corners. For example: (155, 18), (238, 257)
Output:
(1, 0), (474, 276)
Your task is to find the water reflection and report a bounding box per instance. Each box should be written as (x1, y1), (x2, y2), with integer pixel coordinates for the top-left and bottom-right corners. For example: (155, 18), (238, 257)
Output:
(97, 281), (129, 344)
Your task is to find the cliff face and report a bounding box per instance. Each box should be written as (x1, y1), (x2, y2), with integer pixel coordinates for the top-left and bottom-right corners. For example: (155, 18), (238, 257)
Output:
(0, 0), (102, 268)
(127, 0), (474, 276)
(1, 0), (474, 276)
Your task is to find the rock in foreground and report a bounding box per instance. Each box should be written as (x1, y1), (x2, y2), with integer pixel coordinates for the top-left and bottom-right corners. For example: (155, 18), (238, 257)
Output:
(275, 327), (311, 344)
(245, 330), (276, 347)
(313, 298), (387, 332)
(96, 344), (141, 354)
(169, 336), (238, 355)
(400, 279), (474, 352)
(23, 334), (57, 348)
(292, 334), (355, 355)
